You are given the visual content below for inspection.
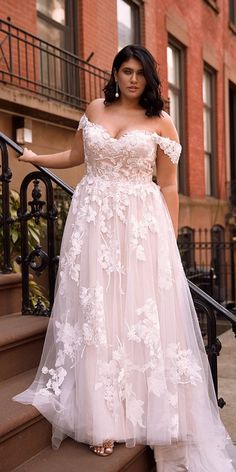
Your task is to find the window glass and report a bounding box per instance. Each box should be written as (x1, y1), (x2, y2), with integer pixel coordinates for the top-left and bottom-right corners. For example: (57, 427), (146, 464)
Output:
(167, 41), (185, 193)
(167, 46), (180, 87)
(203, 68), (216, 196)
(37, 16), (64, 48)
(168, 88), (180, 132)
(36, 0), (65, 25)
(167, 45), (181, 134)
(203, 108), (212, 153)
(36, 0), (77, 98)
(203, 73), (212, 106)
(205, 154), (211, 196)
(117, 0), (139, 49)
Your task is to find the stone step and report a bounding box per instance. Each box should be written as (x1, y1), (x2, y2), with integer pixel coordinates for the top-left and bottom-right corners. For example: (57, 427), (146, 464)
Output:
(12, 438), (156, 472)
(0, 313), (48, 381)
(0, 368), (51, 472)
(0, 273), (22, 317)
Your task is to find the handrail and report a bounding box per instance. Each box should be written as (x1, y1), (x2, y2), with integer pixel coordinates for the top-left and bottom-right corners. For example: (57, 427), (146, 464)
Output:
(188, 279), (236, 326)
(0, 132), (74, 196)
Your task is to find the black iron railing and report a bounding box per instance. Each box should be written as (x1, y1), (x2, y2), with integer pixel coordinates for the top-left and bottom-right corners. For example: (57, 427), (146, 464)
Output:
(230, 180), (236, 207)
(0, 132), (73, 315)
(0, 132), (236, 405)
(178, 226), (236, 306)
(0, 18), (110, 108)
(188, 280), (236, 407)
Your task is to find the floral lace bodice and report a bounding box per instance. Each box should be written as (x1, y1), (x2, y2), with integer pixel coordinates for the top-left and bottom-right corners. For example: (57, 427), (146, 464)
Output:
(78, 114), (182, 183)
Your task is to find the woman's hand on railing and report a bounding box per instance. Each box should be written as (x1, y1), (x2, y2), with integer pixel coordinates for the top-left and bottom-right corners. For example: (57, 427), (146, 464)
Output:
(16, 129), (85, 169)
(17, 148), (83, 169)
(18, 147), (37, 163)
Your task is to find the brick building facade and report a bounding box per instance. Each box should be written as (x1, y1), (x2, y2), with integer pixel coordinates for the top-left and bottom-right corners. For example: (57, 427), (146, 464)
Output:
(0, 0), (236, 230)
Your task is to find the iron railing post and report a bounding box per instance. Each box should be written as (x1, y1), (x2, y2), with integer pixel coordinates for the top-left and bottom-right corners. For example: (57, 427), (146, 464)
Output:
(0, 140), (13, 273)
(232, 236), (236, 304)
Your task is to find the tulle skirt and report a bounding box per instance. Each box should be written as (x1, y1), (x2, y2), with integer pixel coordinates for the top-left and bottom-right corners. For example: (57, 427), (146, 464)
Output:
(13, 174), (235, 471)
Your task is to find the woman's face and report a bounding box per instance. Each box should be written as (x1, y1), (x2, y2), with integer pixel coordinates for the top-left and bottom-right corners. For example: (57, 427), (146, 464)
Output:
(115, 57), (147, 100)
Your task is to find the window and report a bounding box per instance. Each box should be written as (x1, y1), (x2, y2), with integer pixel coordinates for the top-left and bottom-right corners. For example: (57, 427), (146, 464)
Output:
(36, 0), (77, 98)
(117, 0), (141, 50)
(167, 40), (186, 194)
(203, 66), (216, 196)
(37, 0), (76, 52)
(229, 0), (236, 25)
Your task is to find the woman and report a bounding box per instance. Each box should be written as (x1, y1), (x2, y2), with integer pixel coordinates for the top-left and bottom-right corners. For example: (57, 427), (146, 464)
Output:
(13, 45), (235, 471)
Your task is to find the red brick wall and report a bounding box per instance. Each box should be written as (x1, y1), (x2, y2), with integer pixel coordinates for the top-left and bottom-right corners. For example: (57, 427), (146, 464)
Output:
(0, 0), (236, 206)
(79, 0), (117, 70)
(0, 0), (37, 34)
(150, 0), (236, 200)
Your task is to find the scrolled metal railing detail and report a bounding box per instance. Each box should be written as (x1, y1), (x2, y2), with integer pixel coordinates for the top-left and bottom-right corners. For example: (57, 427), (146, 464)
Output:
(28, 178), (47, 224)
(17, 171), (59, 315)
(0, 132), (73, 315)
(27, 245), (49, 274)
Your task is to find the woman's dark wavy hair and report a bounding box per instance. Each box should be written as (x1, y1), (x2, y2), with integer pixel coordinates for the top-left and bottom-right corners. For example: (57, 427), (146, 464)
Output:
(103, 45), (164, 117)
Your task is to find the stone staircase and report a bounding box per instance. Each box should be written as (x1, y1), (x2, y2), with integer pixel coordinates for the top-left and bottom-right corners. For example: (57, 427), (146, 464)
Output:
(0, 279), (156, 472)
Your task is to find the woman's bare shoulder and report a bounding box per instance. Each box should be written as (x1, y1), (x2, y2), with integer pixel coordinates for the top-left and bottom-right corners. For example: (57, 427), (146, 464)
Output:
(86, 98), (105, 120)
(156, 111), (179, 143)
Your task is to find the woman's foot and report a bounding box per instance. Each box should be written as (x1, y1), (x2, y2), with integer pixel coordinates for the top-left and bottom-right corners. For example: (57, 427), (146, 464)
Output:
(89, 439), (114, 456)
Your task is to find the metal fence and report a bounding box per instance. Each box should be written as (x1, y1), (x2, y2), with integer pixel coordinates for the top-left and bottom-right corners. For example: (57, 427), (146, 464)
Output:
(0, 18), (110, 108)
(178, 226), (236, 307)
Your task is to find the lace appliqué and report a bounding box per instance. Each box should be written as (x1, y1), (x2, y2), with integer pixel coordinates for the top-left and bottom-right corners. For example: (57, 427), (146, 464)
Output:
(78, 115), (156, 183)
(157, 238), (173, 291)
(95, 298), (202, 432)
(38, 312), (79, 397)
(127, 298), (161, 355)
(97, 239), (125, 292)
(155, 135), (182, 165)
(79, 285), (107, 348)
(95, 341), (145, 427)
(79, 114), (181, 171)
(38, 285), (107, 398)
(130, 211), (159, 261)
(166, 343), (202, 386)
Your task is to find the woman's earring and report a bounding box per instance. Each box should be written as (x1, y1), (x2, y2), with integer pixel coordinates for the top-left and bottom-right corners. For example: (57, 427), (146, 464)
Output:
(115, 81), (119, 98)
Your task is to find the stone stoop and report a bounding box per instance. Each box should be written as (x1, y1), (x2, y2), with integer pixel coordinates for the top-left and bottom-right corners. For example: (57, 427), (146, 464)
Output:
(0, 274), (22, 317)
(0, 312), (156, 472)
(0, 313), (51, 471)
(12, 439), (156, 472)
(0, 368), (52, 472)
(0, 314), (48, 381)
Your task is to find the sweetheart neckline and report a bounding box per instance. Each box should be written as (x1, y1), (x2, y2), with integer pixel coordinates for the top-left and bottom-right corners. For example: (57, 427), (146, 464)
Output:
(82, 114), (180, 146)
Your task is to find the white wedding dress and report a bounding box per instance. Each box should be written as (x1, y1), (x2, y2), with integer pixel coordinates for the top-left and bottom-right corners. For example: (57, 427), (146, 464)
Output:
(13, 114), (235, 471)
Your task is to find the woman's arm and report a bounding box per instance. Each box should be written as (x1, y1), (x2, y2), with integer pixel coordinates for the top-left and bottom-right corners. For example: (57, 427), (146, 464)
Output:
(156, 113), (180, 238)
(18, 128), (84, 169)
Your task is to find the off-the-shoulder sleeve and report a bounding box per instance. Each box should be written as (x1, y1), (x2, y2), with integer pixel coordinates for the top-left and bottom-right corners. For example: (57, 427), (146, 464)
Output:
(154, 135), (182, 165)
(77, 114), (87, 131)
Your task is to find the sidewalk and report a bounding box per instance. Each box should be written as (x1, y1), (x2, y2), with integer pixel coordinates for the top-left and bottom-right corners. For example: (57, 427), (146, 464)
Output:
(217, 327), (236, 467)
(218, 327), (236, 444)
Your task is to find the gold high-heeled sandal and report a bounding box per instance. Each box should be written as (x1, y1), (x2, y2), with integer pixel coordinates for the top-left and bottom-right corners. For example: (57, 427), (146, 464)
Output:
(89, 439), (114, 456)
